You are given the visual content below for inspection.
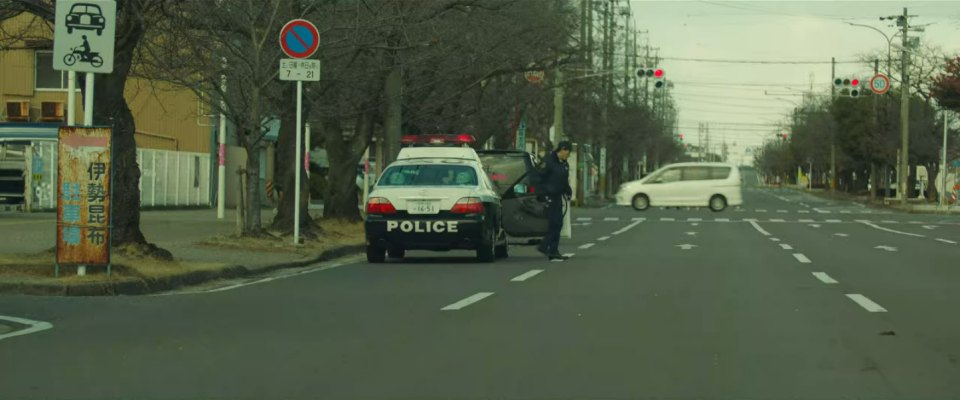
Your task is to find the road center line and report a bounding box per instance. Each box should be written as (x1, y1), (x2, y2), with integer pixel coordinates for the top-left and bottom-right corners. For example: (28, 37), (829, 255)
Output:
(845, 294), (887, 312)
(770, 237), (781, 242)
(812, 272), (838, 284)
(441, 292), (494, 311)
(770, 218), (785, 222)
(858, 220), (925, 238)
(604, 217), (620, 221)
(612, 220), (643, 235)
(779, 244), (793, 250)
(597, 236), (610, 241)
(511, 269), (544, 282)
(793, 253), (812, 263)
(748, 220), (771, 236)
(579, 243), (595, 249)
(936, 238), (957, 244)
(0, 315), (54, 342)
(660, 217), (675, 222)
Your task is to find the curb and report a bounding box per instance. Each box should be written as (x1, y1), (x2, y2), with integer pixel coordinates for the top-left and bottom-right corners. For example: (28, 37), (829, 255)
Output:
(0, 244), (365, 297)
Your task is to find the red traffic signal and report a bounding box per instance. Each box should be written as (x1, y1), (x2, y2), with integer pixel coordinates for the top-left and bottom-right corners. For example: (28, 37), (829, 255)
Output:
(851, 79), (859, 86)
(654, 69), (664, 78)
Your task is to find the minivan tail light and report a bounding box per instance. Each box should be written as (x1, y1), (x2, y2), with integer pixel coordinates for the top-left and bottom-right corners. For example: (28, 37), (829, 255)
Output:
(451, 197), (484, 214)
(366, 197), (396, 214)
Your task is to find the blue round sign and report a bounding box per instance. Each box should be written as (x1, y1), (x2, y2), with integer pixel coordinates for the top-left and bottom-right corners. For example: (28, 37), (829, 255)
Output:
(279, 19), (319, 59)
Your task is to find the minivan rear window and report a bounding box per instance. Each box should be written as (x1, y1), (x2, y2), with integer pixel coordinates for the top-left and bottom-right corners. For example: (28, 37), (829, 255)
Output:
(709, 167), (731, 180)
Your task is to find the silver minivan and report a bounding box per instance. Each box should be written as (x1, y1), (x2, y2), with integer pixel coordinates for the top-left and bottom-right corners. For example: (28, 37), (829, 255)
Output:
(615, 162), (744, 211)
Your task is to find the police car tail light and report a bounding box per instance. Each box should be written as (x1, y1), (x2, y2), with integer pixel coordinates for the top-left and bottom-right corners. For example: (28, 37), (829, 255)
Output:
(451, 197), (484, 214)
(366, 197), (397, 214)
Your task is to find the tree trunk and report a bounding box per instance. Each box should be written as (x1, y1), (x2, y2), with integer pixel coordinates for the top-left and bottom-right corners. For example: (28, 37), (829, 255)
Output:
(270, 84), (314, 234)
(869, 163), (877, 201)
(323, 113), (373, 221)
(92, 0), (171, 260)
(243, 140), (263, 235)
(383, 60), (403, 166)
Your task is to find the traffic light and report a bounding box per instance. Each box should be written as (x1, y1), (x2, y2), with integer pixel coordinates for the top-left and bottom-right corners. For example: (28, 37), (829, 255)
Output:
(833, 77), (863, 97)
(637, 67), (666, 89)
(678, 133), (684, 141)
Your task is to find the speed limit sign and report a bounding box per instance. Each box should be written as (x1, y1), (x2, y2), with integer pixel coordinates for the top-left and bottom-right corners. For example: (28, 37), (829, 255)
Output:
(870, 74), (890, 95)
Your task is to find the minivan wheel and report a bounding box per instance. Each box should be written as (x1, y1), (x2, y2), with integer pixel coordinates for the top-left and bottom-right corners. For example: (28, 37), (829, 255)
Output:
(631, 194), (650, 211)
(709, 195), (727, 212)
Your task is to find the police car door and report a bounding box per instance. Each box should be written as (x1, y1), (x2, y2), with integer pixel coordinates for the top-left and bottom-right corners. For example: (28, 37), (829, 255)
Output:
(476, 150), (549, 238)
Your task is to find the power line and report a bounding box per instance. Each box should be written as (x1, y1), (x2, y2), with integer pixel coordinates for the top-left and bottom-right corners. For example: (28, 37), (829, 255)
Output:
(657, 56), (863, 65)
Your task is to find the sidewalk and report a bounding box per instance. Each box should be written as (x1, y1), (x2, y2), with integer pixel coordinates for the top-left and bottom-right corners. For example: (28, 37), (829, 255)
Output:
(794, 187), (960, 214)
(0, 208), (363, 295)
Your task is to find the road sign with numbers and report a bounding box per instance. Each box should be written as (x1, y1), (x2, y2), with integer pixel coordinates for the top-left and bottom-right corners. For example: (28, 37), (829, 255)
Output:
(870, 74), (890, 95)
(280, 59), (320, 81)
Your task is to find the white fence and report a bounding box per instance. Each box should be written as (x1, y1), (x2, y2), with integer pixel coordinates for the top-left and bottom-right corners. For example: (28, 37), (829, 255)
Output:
(137, 148), (211, 207)
(23, 143), (211, 210)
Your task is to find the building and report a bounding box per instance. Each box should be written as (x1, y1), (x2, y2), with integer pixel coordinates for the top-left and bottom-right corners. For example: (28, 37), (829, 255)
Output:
(0, 12), (273, 211)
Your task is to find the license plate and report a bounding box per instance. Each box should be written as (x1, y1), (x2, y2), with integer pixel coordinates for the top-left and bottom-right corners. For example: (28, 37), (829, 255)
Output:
(408, 200), (439, 214)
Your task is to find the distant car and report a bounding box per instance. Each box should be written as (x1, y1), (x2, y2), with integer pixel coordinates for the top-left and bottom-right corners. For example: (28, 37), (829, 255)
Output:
(65, 3), (106, 36)
(363, 135), (507, 263)
(616, 162), (743, 212)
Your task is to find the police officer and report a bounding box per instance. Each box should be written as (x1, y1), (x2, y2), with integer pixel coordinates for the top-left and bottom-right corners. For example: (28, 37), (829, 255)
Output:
(537, 141), (573, 260)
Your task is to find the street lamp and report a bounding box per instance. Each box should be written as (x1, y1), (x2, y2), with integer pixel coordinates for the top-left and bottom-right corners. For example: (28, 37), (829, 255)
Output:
(844, 22), (900, 77)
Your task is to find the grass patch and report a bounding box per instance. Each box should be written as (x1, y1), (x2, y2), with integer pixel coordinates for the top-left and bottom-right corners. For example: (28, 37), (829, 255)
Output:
(0, 252), (227, 284)
(195, 219), (364, 255)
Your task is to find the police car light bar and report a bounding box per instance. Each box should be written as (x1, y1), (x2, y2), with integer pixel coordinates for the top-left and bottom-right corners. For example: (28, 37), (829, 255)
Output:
(400, 134), (476, 146)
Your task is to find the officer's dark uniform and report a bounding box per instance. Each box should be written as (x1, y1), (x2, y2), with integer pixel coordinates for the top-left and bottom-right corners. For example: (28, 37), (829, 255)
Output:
(538, 143), (572, 259)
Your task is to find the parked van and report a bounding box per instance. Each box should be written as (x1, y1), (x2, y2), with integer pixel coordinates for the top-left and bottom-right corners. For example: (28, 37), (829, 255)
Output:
(615, 162), (743, 211)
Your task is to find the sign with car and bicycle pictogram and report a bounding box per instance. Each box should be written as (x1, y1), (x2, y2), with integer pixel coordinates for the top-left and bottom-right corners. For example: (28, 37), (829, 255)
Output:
(52, 0), (116, 74)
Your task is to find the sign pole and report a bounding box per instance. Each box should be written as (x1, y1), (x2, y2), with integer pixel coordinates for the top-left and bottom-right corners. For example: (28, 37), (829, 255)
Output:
(293, 80), (303, 245)
(943, 109), (949, 208)
(217, 66), (227, 219)
(83, 73), (94, 126)
(67, 71), (76, 125)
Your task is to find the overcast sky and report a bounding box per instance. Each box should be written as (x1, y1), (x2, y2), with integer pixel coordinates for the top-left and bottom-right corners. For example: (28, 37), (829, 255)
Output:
(630, 1), (960, 165)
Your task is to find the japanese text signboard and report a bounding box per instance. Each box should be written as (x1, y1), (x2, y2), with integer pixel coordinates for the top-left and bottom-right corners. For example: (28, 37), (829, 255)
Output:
(57, 126), (111, 265)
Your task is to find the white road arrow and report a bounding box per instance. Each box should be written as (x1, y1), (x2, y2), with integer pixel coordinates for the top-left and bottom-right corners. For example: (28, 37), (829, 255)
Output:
(875, 245), (898, 252)
(676, 244), (698, 250)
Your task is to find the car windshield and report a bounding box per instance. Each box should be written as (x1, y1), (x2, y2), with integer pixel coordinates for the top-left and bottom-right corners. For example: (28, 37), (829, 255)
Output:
(378, 164), (477, 186)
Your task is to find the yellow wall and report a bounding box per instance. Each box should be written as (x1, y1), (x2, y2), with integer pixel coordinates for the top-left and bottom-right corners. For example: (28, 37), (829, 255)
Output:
(0, 13), (211, 154)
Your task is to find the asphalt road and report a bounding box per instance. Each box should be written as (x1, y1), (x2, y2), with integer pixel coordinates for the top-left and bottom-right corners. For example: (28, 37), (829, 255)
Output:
(2, 168), (960, 400)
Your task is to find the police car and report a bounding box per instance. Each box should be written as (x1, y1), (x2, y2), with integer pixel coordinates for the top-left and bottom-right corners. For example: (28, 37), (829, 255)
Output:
(364, 134), (508, 263)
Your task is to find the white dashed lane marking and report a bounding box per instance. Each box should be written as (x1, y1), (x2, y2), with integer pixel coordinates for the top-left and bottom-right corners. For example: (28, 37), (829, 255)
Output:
(846, 294), (887, 312)
(441, 292), (494, 311)
(779, 244), (793, 250)
(597, 236), (610, 241)
(579, 243), (595, 249)
(793, 253), (812, 263)
(511, 270), (543, 282)
(812, 272), (838, 284)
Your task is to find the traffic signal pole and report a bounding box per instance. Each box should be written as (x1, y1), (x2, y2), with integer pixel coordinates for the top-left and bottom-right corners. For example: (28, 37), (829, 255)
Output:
(830, 57), (836, 193)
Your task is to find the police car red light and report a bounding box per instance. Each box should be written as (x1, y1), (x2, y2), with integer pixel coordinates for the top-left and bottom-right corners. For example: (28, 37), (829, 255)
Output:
(450, 197), (484, 214)
(366, 197), (397, 214)
(400, 134), (476, 146)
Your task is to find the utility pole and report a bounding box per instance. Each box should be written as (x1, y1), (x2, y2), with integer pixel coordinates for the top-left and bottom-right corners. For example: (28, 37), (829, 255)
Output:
(871, 58), (880, 202)
(898, 7), (912, 204)
(830, 57), (836, 193)
(942, 109), (949, 207)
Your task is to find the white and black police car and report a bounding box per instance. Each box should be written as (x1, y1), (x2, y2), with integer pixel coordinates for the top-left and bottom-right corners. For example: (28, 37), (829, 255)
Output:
(364, 134), (509, 263)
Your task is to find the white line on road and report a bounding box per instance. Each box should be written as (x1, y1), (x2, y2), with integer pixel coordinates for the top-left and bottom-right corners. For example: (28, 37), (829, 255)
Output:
(688, 218), (702, 222)
(814, 208), (831, 214)
(777, 210), (788, 213)
(770, 238), (781, 242)
(882, 220), (898, 224)
(604, 217), (620, 221)
(691, 222), (700, 226)
(793, 253), (812, 263)
(579, 243), (595, 249)
(442, 292), (495, 311)
(799, 219), (814, 223)
(632, 217), (646, 221)
(770, 218), (785, 222)
(686, 231), (698, 236)
(840, 210), (852, 214)
(826, 219), (842, 223)
(812, 272), (838, 284)
(612, 220), (643, 235)
(798, 210), (810, 214)
(0, 315), (54, 342)
(779, 244), (793, 250)
(936, 238), (957, 244)
(715, 218), (730, 222)
(809, 224), (821, 228)
(748, 220), (771, 236)
(756, 209), (768, 213)
(834, 233), (849, 237)
(660, 217), (675, 222)
(511, 270), (544, 282)
(846, 294), (887, 312)
(576, 217), (592, 221)
(597, 236), (611, 241)
(858, 221), (925, 238)
(201, 262), (349, 294)
(922, 225), (937, 230)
